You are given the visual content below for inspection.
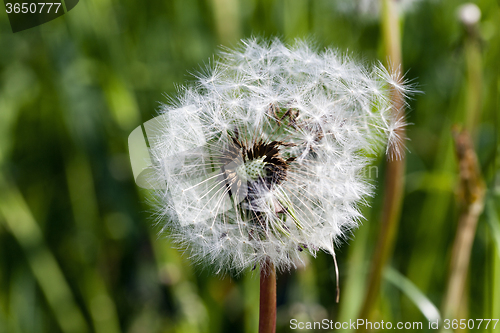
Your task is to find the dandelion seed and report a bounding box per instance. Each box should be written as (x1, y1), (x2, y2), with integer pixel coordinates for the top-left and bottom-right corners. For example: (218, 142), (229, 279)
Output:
(136, 38), (414, 279)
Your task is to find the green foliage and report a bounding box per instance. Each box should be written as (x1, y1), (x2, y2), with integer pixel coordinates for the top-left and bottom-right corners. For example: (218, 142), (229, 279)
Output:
(0, 0), (499, 332)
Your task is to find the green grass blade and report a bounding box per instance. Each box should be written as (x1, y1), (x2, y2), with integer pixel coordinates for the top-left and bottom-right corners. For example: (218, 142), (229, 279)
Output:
(384, 266), (441, 323)
(0, 175), (89, 333)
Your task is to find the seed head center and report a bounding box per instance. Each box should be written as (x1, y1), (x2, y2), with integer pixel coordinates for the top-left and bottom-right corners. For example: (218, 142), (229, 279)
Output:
(236, 156), (266, 181)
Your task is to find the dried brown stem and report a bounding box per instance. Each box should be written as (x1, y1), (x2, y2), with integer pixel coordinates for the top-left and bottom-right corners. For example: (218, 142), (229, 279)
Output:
(441, 127), (485, 322)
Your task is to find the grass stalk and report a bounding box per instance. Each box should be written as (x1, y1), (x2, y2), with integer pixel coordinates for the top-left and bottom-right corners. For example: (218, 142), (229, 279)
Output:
(0, 175), (89, 333)
(211, 0), (241, 44)
(441, 11), (485, 324)
(357, 0), (405, 324)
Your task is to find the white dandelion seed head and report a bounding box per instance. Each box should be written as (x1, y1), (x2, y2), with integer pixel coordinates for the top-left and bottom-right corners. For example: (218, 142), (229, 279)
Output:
(146, 38), (413, 274)
(457, 3), (481, 27)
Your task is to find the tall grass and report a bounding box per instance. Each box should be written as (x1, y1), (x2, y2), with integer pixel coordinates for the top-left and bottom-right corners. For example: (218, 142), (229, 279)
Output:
(0, 1), (499, 332)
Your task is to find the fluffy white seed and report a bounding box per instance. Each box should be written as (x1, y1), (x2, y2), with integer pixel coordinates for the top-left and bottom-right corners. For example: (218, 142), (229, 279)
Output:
(147, 38), (412, 274)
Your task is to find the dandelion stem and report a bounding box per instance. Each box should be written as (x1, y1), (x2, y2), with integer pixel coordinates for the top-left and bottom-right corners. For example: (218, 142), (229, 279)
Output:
(358, 0), (405, 324)
(442, 11), (484, 323)
(259, 258), (276, 333)
(461, 7), (483, 137)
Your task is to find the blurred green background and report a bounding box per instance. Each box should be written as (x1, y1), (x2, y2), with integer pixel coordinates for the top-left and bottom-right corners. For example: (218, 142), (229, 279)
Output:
(1, 0), (499, 332)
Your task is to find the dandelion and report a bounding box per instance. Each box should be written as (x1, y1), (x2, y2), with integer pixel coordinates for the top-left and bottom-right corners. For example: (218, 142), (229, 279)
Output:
(132, 38), (412, 332)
